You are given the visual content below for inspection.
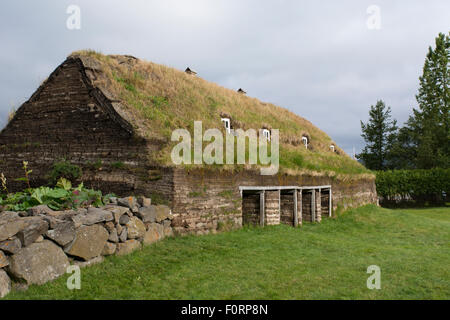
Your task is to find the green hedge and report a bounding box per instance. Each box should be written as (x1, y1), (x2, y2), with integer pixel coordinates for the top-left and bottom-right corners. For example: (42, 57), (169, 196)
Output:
(376, 168), (450, 204)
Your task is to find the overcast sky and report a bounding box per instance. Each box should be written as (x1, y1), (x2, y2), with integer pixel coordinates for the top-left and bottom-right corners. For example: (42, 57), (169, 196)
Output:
(0, 1), (449, 155)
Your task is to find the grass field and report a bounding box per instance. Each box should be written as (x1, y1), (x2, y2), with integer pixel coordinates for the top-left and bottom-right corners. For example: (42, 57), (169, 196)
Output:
(3, 205), (449, 300)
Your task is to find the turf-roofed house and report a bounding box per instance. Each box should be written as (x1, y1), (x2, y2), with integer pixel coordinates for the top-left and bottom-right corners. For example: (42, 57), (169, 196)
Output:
(0, 51), (378, 235)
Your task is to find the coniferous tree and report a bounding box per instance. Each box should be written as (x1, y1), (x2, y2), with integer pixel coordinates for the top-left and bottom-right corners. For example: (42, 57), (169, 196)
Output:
(357, 100), (398, 170)
(387, 124), (416, 169)
(406, 32), (449, 169)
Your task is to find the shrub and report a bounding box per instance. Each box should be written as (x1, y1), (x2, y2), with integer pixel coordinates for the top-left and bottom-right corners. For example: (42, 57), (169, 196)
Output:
(48, 160), (82, 186)
(376, 168), (450, 205)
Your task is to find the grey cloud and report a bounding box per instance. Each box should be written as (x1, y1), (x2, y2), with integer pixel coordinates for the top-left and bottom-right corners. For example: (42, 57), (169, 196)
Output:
(1, 0), (449, 156)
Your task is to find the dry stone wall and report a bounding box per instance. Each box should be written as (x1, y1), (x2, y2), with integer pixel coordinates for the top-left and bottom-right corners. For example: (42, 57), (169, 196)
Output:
(0, 196), (173, 298)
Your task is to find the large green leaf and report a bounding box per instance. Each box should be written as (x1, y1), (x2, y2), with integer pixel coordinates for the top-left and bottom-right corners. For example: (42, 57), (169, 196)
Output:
(31, 187), (52, 204)
(46, 188), (70, 199)
(56, 178), (72, 191)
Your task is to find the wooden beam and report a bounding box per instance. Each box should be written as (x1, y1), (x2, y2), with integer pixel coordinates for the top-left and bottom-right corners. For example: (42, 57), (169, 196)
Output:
(260, 190), (265, 227)
(239, 185), (331, 192)
(329, 188), (332, 217)
(293, 190), (298, 227)
(311, 189), (316, 222)
(278, 190), (281, 224)
(299, 190), (302, 225)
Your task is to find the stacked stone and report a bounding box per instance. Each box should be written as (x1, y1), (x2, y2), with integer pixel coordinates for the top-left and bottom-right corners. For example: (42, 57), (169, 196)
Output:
(296, 190), (303, 226)
(242, 194), (260, 226)
(321, 192), (330, 218)
(280, 193), (294, 226)
(264, 191), (280, 226)
(171, 170), (242, 236)
(315, 190), (322, 223)
(0, 196), (173, 298)
(302, 192), (313, 222)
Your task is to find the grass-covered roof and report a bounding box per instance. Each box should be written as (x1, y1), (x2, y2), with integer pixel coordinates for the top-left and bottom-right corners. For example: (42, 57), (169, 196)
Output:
(70, 50), (372, 179)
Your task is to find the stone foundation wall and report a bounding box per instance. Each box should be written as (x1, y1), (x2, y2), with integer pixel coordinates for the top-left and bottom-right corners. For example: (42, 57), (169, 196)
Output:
(0, 165), (376, 236)
(0, 196), (173, 298)
(170, 169), (242, 235)
(331, 180), (377, 212)
(82, 167), (175, 205)
(169, 168), (377, 234)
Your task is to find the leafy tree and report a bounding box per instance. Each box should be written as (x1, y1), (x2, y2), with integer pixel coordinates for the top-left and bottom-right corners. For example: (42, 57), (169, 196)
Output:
(406, 32), (449, 169)
(357, 100), (398, 170)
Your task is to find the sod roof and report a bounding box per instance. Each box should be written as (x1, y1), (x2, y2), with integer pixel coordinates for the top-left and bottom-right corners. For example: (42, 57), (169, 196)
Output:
(68, 50), (372, 179)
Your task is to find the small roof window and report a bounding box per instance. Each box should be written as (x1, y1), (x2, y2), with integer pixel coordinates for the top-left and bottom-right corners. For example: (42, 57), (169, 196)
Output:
(221, 118), (231, 134)
(185, 67), (197, 76)
(262, 129), (271, 141)
(330, 145), (335, 152)
(302, 136), (308, 149)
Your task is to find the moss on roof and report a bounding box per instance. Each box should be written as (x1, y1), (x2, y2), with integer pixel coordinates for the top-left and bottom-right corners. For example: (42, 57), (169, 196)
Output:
(70, 50), (373, 179)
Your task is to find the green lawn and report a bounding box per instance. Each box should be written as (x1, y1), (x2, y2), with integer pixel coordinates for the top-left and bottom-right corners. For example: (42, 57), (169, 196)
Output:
(4, 205), (449, 300)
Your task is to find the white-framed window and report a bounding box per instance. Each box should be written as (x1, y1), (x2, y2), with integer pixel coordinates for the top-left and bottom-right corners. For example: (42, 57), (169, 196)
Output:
(330, 145), (335, 152)
(302, 136), (308, 149)
(262, 129), (271, 141)
(221, 118), (231, 134)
